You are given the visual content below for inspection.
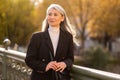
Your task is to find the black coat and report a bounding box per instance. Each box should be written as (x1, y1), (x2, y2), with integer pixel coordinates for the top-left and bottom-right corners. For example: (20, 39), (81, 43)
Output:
(25, 29), (74, 80)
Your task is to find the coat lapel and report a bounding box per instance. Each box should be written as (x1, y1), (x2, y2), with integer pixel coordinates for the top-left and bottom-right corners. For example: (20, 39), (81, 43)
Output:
(44, 30), (54, 57)
(55, 30), (64, 58)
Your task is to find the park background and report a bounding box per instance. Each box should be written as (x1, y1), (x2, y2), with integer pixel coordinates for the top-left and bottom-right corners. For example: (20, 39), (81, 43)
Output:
(0, 0), (120, 74)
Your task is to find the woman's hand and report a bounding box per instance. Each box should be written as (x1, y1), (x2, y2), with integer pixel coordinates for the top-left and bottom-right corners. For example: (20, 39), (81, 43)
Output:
(46, 61), (58, 71)
(46, 61), (67, 72)
(56, 62), (66, 72)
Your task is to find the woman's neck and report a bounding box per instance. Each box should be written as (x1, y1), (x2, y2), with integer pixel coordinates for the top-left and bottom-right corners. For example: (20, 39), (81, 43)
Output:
(49, 26), (60, 32)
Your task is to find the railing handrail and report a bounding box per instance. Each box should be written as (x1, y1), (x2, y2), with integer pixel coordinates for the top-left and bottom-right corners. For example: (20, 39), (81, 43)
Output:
(0, 47), (25, 62)
(0, 47), (120, 80)
(72, 65), (120, 80)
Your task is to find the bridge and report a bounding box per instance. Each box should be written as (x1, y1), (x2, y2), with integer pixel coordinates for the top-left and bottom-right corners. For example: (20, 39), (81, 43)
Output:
(0, 39), (120, 80)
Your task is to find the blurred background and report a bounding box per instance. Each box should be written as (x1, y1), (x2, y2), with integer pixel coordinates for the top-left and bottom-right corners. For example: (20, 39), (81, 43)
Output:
(0, 0), (120, 74)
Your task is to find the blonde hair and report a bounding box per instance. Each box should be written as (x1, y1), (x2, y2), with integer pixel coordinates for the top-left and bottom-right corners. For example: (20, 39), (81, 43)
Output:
(42, 4), (73, 33)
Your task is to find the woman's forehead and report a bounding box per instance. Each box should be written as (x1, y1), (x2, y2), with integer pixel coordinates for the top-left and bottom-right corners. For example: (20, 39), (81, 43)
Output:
(47, 8), (63, 16)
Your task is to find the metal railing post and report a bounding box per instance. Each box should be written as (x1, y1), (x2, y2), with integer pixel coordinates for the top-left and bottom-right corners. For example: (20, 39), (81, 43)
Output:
(2, 38), (11, 80)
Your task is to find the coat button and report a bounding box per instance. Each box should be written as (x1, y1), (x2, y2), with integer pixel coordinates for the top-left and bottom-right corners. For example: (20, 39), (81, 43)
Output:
(42, 59), (45, 61)
(62, 57), (65, 59)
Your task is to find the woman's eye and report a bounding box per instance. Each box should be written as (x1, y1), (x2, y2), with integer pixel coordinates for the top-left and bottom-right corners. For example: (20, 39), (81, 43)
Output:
(48, 13), (52, 16)
(48, 13), (59, 16)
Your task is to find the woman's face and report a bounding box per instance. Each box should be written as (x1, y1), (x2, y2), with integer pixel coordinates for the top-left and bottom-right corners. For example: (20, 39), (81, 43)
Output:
(47, 8), (64, 27)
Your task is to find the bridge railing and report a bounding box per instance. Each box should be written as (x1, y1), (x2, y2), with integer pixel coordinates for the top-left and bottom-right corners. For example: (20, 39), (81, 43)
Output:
(71, 65), (120, 80)
(0, 47), (31, 80)
(1, 48), (120, 80)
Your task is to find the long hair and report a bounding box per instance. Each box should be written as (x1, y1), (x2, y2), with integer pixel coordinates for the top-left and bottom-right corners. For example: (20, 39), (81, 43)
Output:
(42, 4), (73, 33)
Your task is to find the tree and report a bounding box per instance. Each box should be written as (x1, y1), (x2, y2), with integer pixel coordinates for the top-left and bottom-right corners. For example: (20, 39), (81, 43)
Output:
(65, 0), (99, 54)
(92, 0), (120, 51)
(0, 0), (37, 46)
(95, 0), (120, 37)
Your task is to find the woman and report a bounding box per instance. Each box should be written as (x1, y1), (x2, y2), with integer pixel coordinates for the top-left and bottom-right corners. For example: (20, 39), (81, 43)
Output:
(25, 4), (74, 80)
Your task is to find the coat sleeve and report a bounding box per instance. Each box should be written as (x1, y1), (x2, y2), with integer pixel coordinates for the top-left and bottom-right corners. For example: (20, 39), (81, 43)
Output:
(25, 33), (47, 73)
(63, 34), (74, 70)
